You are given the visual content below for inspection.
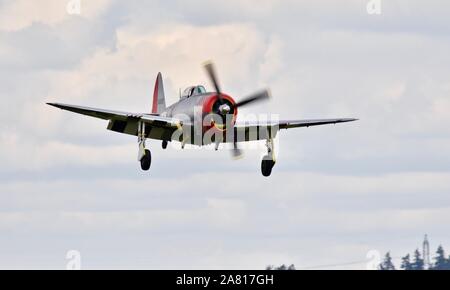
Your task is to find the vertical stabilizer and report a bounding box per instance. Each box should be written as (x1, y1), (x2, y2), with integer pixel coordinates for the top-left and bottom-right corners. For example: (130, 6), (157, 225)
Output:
(152, 72), (166, 114)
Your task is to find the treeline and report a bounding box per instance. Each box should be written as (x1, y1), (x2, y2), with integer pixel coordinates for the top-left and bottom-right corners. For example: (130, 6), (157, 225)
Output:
(380, 245), (450, 270)
(266, 264), (296, 270)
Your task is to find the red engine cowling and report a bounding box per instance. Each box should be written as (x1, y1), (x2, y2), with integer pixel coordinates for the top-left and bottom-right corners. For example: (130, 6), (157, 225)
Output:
(202, 94), (238, 133)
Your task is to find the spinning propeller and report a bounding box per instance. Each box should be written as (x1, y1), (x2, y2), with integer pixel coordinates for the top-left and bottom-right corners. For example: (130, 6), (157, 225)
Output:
(204, 61), (271, 158)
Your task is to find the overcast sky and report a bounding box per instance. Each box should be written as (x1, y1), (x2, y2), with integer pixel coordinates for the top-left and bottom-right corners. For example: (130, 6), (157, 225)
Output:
(1, 0), (450, 269)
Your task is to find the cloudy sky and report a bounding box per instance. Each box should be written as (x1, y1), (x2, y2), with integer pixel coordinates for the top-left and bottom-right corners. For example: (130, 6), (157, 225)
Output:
(1, 0), (450, 269)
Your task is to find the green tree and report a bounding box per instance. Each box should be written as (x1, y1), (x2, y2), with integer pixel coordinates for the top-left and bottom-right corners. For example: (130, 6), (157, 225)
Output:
(400, 254), (413, 270)
(266, 264), (296, 270)
(433, 245), (450, 270)
(411, 249), (424, 270)
(379, 252), (396, 270)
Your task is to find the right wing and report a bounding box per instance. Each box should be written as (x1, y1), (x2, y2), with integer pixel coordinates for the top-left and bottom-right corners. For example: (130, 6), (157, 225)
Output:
(231, 118), (358, 142)
(47, 103), (183, 141)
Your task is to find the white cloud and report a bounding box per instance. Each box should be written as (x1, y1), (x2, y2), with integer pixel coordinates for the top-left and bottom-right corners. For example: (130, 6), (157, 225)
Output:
(1, 0), (450, 269)
(0, 132), (134, 171)
(0, 0), (112, 31)
(1, 170), (449, 268)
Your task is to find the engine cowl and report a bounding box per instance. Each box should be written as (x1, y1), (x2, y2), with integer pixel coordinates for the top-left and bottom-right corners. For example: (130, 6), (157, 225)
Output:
(202, 93), (238, 132)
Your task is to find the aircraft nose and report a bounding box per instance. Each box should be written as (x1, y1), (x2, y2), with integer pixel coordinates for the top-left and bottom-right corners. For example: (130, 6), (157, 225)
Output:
(219, 104), (231, 114)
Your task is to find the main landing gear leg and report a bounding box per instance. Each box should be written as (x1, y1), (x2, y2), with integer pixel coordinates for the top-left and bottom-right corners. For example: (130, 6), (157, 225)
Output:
(137, 121), (151, 171)
(261, 137), (276, 177)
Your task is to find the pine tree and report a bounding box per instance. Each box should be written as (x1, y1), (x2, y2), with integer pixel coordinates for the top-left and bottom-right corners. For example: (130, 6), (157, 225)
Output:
(411, 249), (424, 270)
(400, 254), (413, 270)
(379, 252), (396, 270)
(287, 264), (296, 270)
(432, 245), (450, 270)
(266, 264), (296, 270)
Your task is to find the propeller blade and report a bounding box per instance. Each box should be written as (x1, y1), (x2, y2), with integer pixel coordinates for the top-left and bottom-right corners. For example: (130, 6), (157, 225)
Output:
(235, 89), (271, 108)
(204, 62), (222, 96)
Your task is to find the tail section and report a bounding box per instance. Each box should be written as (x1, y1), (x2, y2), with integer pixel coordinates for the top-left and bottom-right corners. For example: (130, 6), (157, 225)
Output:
(152, 72), (166, 114)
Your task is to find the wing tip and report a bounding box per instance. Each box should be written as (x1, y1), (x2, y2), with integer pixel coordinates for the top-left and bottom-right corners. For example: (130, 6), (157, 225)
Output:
(342, 118), (359, 123)
(46, 102), (62, 109)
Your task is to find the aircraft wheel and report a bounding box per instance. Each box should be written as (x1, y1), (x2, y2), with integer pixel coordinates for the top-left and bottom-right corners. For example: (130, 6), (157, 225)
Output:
(162, 140), (168, 149)
(261, 159), (275, 177)
(140, 149), (152, 171)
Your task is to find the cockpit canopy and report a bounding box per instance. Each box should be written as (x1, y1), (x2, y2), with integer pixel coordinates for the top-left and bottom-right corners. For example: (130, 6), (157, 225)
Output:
(182, 85), (207, 98)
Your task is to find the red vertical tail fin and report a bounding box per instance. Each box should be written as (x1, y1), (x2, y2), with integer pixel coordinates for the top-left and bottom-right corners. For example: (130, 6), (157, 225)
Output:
(152, 72), (166, 114)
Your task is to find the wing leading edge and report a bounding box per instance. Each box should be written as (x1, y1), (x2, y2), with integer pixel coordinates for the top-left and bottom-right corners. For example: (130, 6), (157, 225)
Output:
(234, 118), (357, 130)
(231, 118), (358, 142)
(47, 103), (182, 141)
(48, 103), (357, 143)
(278, 118), (358, 129)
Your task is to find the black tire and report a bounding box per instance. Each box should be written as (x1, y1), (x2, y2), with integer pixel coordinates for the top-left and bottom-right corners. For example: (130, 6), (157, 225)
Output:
(261, 159), (274, 177)
(140, 149), (152, 171)
(162, 140), (168, 149)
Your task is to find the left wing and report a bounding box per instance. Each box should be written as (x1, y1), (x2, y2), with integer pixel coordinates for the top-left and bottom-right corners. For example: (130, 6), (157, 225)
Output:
(47, 103), (183, 141)
(278, 118), (358, 129)
(230, 118), (358, 142)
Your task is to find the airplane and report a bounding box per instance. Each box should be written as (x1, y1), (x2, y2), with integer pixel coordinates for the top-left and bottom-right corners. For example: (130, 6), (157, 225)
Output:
(47, 62), (357, 177)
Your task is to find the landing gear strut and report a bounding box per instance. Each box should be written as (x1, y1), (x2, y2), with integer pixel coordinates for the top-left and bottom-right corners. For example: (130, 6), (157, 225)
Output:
(138, 121), (152, 171)
(261, 138), (276, 177)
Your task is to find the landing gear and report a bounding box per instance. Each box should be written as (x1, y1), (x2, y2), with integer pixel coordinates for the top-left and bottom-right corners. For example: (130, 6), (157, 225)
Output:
(137, 121), (152, 171)
(261, 137), (276, 177)
(140, 149), (152, 171)
(162, 140), (168, 149)
(261, 159), (275, 177)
